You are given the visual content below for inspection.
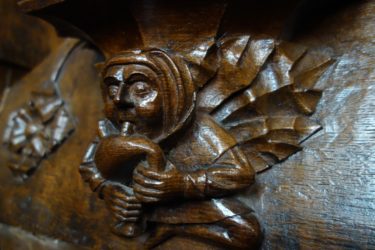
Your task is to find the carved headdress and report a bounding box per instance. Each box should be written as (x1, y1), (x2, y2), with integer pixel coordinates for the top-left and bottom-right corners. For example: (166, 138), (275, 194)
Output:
(103, 49), (196, 141)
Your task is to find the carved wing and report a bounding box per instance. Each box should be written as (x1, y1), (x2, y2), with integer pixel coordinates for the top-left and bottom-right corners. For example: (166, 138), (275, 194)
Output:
(189, 35), (334, 173)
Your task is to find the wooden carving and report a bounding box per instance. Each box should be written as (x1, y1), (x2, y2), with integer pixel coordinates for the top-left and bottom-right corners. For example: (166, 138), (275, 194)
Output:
(1, 39), (79, 179)
(3, 83), (74, 178)
(80, 36), (333, 248)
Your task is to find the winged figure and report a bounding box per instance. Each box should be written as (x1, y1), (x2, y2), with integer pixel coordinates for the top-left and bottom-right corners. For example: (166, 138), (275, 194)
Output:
(79, 35), (333, 249)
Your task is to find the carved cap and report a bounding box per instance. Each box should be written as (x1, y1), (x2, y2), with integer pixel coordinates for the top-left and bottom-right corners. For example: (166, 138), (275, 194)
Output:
(103, 49), (196, 142)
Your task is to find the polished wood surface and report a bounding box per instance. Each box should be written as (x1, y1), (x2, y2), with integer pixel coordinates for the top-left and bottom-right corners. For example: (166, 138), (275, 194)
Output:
(0, 0), (62, 68)
(0, 0), (374, 249)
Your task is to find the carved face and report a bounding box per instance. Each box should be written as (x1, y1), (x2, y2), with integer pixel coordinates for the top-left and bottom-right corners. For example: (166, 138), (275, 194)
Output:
(102, 49), (196, 141)
(103, 64), (163, 138)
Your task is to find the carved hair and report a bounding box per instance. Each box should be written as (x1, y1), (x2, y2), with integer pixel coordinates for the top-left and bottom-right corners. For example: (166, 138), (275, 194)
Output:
(103, 49), (196, 141)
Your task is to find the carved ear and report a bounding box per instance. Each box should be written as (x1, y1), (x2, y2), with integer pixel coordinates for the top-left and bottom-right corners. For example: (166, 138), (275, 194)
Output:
(95, 62), (105, 75)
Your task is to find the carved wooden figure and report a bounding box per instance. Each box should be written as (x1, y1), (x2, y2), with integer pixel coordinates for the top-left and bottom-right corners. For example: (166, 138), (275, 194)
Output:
(80, 37), (333, 248)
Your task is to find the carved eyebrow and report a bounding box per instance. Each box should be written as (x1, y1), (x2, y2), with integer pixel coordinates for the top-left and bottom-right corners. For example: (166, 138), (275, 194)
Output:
(126, 73), (149, 83)
(104, 66), (123, 84)
(103, 76), (121, 86)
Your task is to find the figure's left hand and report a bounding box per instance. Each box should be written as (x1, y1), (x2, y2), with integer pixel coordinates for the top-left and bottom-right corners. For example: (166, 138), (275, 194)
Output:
(133, 162), (185, 203)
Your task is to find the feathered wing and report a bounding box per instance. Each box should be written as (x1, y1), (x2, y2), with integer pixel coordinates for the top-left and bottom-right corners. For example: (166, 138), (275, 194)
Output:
(189, 35), (334, 173)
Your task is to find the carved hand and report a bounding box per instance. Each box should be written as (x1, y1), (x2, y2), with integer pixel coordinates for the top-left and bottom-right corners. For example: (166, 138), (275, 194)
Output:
(101, 182), (142, 222)
(133, 162), (185, 203)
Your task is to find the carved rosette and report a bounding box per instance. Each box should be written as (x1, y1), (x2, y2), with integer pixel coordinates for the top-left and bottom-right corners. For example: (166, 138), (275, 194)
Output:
(3, 82), (74, 178)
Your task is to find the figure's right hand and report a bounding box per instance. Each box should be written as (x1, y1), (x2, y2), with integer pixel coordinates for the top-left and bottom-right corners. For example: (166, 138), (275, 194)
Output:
(101, 182), (142, 222)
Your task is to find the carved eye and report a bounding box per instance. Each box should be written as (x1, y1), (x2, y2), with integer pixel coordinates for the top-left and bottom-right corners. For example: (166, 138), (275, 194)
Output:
(129, 81), (152, 98)
(108, 85), (119, 99)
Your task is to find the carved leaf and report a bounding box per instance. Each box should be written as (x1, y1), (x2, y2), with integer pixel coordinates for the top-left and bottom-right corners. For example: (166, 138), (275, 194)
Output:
(197, 36), (275, 111)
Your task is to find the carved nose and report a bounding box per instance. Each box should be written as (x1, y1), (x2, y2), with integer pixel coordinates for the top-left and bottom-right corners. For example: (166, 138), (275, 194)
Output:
(113, 83), (133, 107)
(113, 93), (122, 104)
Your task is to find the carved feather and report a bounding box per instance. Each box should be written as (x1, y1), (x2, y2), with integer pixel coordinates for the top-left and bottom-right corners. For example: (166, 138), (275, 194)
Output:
(193, 36), (334, 173)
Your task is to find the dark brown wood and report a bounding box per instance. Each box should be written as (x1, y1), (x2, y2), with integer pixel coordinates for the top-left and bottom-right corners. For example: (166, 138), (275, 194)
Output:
(0, 0), (62, 68)
(0, 0), (374, 249)
(3, 40), (78, 178)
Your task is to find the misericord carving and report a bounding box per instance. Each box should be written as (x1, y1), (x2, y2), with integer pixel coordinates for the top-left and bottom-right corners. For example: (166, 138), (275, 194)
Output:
(80, 36), (333, 248)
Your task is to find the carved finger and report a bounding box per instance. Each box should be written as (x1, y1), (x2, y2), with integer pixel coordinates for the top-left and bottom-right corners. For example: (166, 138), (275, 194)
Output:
(124, 195), (139, 203)
(135, 165), (163, 180)
(118, 209), (141, 218)
(133, 183), (164, 198)
(113, 213), (126, 221)
(112, 184), (133, 195)
(114, 213), (139, 222)
(109, 205), (141, 218)
(113, 198), (142, 209)
(122, 217), (139, 222)
(112, 192), (138, 203)
(133, 171), (163, 188)
(125, 203), (142, 210)
(134, 192), (160, 203)
(108, 204), (124, 214)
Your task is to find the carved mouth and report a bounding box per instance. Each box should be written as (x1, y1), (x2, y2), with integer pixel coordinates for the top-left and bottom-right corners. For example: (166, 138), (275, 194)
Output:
(115, 110), (137, 124)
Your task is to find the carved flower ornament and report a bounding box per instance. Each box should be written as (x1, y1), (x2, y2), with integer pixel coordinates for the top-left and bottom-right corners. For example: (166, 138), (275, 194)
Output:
(3, 91), (74, 177)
